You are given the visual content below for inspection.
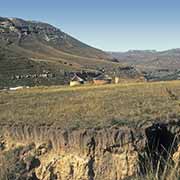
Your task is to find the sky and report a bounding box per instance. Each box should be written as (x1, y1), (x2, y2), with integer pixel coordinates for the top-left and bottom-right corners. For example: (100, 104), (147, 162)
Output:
(0, 0), (180, 51)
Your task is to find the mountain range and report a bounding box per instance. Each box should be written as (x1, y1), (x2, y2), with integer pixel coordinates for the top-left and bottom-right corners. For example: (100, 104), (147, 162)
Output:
(110, 49), (180, 71)
(0, 17), (180, 88)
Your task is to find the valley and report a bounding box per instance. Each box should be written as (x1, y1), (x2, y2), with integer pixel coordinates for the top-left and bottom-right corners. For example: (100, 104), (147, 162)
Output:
(0, 16), (180, 180)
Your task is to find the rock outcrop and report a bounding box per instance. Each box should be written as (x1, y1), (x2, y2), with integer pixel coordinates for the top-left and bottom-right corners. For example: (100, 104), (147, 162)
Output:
(0, 119), (180, 180)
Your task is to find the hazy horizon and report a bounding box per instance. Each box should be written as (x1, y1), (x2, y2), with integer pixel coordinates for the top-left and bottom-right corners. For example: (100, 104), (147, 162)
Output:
(1, 0), (180, 51)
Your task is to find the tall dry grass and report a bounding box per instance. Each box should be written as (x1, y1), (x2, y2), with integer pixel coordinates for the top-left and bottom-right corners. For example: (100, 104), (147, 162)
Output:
(0, 81), (179, 129)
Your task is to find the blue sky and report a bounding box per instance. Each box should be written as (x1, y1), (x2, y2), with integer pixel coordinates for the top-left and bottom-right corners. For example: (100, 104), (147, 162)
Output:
(0, 0), (180, 51)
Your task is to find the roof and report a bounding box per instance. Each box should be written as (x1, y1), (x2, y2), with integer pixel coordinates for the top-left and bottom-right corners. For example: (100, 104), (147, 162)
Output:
(71, 74), (84, 82)
(94, 74), (112, 80)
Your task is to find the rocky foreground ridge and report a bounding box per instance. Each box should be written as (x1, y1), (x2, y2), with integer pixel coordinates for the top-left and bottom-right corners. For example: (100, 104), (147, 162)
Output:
(1, 119), (180, 180)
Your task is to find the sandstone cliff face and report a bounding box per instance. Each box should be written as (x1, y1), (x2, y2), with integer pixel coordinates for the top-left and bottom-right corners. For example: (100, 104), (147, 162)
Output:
(0, 120), (180, 180)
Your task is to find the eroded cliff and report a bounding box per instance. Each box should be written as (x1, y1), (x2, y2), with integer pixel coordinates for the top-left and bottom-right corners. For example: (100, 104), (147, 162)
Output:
(0, 119), (180, 180)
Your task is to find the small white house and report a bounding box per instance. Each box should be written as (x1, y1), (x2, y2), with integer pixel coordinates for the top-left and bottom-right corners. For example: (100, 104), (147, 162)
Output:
(70, 74), (84, 87)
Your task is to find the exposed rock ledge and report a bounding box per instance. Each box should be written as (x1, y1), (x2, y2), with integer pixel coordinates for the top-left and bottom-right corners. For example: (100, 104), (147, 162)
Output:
(0, 119), (180, 180)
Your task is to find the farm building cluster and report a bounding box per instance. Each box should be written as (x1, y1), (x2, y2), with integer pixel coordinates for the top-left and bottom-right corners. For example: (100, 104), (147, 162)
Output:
(69, 66), (145, 86)
(9, 66), (145, 88)
(70, 73), (124, 87)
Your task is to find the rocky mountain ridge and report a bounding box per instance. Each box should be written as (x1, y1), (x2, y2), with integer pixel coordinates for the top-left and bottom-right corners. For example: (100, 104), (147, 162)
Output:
(0, 17), (109, 59)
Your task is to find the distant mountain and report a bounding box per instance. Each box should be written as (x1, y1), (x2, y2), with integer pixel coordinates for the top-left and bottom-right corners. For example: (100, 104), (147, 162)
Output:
(109, 49), (180, 70)
(109, 49), (180, 81)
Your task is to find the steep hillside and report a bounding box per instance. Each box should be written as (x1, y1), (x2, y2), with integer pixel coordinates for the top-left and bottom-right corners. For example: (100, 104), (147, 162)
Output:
(0, 17), (146, 88)
(0, 17), (117, 88)
(0, 17), (109, 59)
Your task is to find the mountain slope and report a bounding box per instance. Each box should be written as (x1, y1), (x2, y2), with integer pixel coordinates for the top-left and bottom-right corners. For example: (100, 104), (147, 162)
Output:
(0, 17), (126, 88)
(0, 17), (109, 59)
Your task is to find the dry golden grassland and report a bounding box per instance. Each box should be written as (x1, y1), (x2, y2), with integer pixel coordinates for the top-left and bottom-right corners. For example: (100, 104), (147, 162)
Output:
(0, 81), (180, 129)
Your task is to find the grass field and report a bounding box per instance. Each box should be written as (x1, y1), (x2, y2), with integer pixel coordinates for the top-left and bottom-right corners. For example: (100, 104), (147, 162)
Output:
(0, 81), (180, 129)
